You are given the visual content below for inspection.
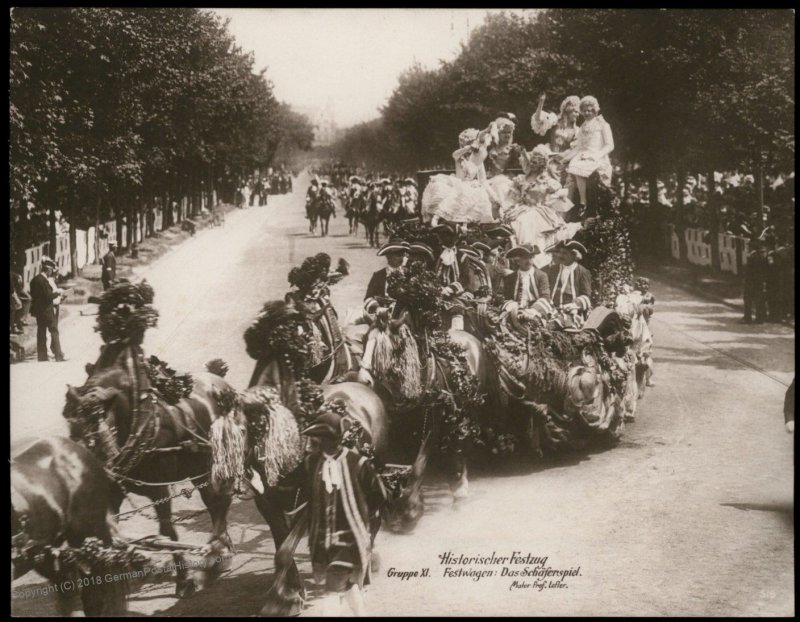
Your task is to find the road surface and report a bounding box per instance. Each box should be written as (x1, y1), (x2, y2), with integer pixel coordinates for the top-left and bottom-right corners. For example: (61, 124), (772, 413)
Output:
(11, 172), (794, 616)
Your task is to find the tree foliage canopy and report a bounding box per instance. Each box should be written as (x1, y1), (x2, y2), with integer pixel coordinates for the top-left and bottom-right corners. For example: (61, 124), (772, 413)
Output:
(333, 9), (794, 174)
(10, 8), (314, 227)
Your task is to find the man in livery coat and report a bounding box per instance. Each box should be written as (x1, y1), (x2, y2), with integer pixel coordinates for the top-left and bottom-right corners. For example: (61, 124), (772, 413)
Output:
(364, 238), (409, 301)
(303, 410), (384, 616)
(502, 244), (553, 316)
(546, 240), (592, 315)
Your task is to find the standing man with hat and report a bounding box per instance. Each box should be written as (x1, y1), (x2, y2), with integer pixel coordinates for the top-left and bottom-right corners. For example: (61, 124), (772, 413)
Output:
(365, 238), (409, 301)
(502, 244), (551, 309)
(547, 240), (593, 313)
(302, 410), (384, 617)
(101, 243), (117, 291)
(29, 257), (67, 362)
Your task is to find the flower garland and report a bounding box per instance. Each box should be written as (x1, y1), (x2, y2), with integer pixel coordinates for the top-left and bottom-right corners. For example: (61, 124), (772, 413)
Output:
(575, 174), (636, 307)
(340, 417), (375, 460)
(244, 300), (312, 375)
(387, 260), (447, 332)
(424, 332), (485, 453)
(378, 464), (412, 499)
(95, 281), (159, 345)
(288, 253), (332, 293)
(295, 378), (325, 430)
(145, 355), (193, 405)
(12, 525), (147, 585)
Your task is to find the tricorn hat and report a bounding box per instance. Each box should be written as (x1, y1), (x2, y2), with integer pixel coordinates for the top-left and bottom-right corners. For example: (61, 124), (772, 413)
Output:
(457, 245), (481, 260)
(561, 240), (588, 260)
(377, 238), (410, 257)
(505, 244), (540, 260)
(471, 240), (492, 254)
(432, 223), (458, 246)
(481, 223), (515, 239)
(301, 411), (343, 440)
(408, 242), (434, 262)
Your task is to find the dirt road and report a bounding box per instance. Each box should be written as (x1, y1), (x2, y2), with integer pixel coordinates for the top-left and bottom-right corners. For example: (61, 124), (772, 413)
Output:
(11, 173), (794, 616)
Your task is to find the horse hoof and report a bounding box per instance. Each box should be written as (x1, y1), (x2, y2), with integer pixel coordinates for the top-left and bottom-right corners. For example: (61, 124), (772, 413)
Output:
(258, 594), (304, 617)
(452, 485), (469, 501)
(175, 577), (198, 598)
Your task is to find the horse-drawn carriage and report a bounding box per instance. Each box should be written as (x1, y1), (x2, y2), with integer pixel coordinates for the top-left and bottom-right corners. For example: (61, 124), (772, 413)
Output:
(14, 172), (654, 615)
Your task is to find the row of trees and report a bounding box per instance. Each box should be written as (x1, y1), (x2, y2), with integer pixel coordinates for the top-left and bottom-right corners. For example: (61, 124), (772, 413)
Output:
(331, 9), (794, 262)
(10, 8), (314, 274)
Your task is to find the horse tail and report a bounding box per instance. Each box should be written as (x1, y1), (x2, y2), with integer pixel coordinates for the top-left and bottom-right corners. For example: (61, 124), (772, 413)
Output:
(205, 358), (230, 378)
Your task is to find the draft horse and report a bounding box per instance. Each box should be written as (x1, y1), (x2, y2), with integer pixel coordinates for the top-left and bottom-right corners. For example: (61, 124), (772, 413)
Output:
(62, 343), (242, 598)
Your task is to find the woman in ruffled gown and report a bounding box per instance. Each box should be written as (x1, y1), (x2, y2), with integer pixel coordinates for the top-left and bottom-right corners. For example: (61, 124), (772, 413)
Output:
(499, 146), (582, 268)
(484, 115), (521, 212)
(530, 93), (580, 186)
(421, 126), (497, 225)
(557, 95), (615, 209)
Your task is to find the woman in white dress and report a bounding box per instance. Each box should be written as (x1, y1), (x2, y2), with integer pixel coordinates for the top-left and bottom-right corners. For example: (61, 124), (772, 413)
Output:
(530, 93), (581, 186)
(499, 145), (582, 268)
(484, 115), (521, 212)
(557, 95), (615, 209)
(421, 126), (497, 225)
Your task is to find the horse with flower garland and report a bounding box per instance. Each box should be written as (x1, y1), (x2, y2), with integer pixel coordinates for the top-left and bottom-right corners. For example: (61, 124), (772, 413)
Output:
(241, 252), (496, 615)
(61, 281), (248, 598)
(12, 436), (146, 616)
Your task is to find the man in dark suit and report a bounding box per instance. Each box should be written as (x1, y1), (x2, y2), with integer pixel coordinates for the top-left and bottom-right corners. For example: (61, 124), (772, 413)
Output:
(29, 257), (67, 362)
(101, 243), (117, 290)
(548, 240), (593, 313)
(501, 244), (551, 308)
(364, 238), (408, 301)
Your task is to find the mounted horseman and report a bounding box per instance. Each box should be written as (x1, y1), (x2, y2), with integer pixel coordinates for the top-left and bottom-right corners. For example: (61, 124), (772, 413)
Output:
(306, 178), (321, 233)
(316, 180), (337, 237)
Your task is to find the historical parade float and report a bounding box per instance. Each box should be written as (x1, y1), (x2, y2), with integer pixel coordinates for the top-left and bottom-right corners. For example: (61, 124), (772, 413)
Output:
(12, 106), (657, 617)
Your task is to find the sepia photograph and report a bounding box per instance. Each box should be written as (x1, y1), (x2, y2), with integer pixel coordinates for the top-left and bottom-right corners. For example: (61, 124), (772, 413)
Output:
(9, 7), (794, 617)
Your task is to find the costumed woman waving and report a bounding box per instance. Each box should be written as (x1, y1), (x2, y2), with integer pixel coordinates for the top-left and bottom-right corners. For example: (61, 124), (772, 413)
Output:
(499, 145), (582, 268)
(530, 93), (581, 186)
(421, 126), (498, 225)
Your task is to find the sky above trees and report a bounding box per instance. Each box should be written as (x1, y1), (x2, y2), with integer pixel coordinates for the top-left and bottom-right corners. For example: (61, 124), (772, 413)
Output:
(213, 8), (531, 128)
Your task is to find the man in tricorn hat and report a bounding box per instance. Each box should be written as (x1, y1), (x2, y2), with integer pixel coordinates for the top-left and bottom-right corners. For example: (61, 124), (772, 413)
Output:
(502, 244), (551, 308)
(547, 240), (592, 312)
(302, 410), (384, 617)
(365, 238), (409, 301)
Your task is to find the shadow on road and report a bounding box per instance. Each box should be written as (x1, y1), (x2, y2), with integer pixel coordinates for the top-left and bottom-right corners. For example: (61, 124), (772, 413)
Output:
(720, 502), (794, 530)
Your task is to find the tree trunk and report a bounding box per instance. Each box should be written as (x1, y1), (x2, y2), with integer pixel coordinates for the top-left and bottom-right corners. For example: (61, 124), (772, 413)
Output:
(648, 170), (661, 258)
(48, 202), (57, 262)
(676, 169), (688, 261)
(116, 192), (124, 250)
(94, 194), (101, 265)
(708, 169), (721, 271)
(68, 197), (78, 279)
(126, 193), (134, 251)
